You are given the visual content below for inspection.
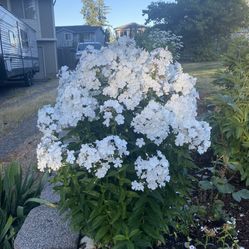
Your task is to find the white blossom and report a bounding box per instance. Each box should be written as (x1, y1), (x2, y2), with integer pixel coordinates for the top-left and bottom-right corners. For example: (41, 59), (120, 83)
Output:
(135, 138), (145, 148)
(37, 137), (63, 172)
(100, 100), (124, 127)
(66, 150), (76, 164)
(133, 151), (170, 191)
(131, 180), (144, 191)
(77, 136), (129, 178)
(80, 236), (95, 249)
(132, 101), (174, 145)
(37, 37), (211, 190)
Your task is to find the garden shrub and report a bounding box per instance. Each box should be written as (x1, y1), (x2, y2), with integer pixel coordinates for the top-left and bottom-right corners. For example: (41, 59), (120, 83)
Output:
(0, 162), (46, 248)
(37, 38), (211, 248)
(210, 37), (249, 185)
(181, 43), (221, 62)
(135, 28), (183, 60)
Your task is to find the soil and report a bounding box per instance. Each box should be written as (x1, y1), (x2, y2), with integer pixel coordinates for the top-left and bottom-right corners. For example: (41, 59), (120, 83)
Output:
(154, 151), (249, 249)
(223, 182), (249, 248)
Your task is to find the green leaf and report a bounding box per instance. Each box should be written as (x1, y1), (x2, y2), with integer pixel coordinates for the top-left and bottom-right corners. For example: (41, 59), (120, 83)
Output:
(127, 241), (135, 249)
(24, 198), (57, 208)
(91, 215), (106, 230)
(16, 206), (24, 218)
(112, 241), (127, 249)
(199, 180), (214, 190)
(232, 189), (249, 202)
(143, 224), (164, 242)
(94, 225), (109, 242)
(246, 178), (249, 187)
(129, 229), (141, 238)
(0, 216), (14, 242)
(216, 182), (235, 194)
(114, 235), (127, 241)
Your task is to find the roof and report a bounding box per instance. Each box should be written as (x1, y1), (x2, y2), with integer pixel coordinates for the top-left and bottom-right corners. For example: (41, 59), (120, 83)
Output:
(114, 23), (146, 30)
(56, 25), (104, 34)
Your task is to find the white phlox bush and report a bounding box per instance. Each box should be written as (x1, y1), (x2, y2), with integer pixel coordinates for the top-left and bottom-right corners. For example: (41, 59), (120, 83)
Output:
(37, 37), (211, 191)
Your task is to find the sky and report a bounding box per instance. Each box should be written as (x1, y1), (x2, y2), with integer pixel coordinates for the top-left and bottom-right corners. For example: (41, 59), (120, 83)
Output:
(54, 0), (154, 28)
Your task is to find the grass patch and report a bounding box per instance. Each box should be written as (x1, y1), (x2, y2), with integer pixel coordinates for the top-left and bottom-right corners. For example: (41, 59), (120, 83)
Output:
(182, 61), (223, 97)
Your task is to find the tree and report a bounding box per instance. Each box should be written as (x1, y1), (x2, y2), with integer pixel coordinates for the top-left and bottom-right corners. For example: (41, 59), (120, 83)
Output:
(104, 27), (116, 43)
(143, 0), (249, 61)
(81, 0), (109, 26)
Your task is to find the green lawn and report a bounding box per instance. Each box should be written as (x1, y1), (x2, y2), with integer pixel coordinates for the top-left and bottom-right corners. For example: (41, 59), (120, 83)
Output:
(182, 61), (223, 97)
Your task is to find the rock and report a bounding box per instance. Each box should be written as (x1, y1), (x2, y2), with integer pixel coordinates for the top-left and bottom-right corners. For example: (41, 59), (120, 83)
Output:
(14, 205), (79, 249)
(40, 181), (60, 203)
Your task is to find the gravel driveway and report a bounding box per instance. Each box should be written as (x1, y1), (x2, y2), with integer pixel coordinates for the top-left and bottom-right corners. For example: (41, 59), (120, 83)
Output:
(0, 79), (58, 166)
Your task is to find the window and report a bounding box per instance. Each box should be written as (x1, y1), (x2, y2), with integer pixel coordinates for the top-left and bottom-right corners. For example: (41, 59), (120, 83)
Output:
(64, 33), (73, 41)
(23, 0), (36, 19)
(20, 29), (29, 48)
(9, 31), (16, 47)
(79, 32), (95, 42)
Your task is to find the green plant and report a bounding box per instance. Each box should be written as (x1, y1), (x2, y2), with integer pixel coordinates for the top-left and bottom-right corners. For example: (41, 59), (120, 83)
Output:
(0, 209), (15, 249)
(0, 162), (47, 248)
(210, 37), (249, 185)
(199, 161), (249, 203)
(53, 146), (195, 249)
(218, 219), (239, 249)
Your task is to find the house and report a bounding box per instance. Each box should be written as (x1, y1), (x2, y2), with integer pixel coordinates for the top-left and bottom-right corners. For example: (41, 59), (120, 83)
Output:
(114, 23), (146, 39)
(0, 0), (58, 79)
(55, 25), (106, 48)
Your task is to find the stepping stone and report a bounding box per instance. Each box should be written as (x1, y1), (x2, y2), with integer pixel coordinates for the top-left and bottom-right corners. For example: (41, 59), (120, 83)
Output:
(14, 205), (79, 249)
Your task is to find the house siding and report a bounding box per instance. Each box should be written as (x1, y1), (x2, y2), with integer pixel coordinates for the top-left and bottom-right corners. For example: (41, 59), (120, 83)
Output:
(40, 41), (57, 75)
(38, 0), (54, 39)
(56, 26), (106, 49)
(9, 0), (23, 18)
(0, 0), (58, 79)
(56, 31), (74, 48)
(0, 0), (8, 8)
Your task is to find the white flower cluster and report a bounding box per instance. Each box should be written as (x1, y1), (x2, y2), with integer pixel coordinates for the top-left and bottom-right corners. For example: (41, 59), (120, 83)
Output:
(37, 37), (211, 191)
(132, 151), (170, 191)
(37, 137), (63, 172)
(132, 100), (174, 145)
(77, 136), (129, 178)
(100, 100), (124, 127)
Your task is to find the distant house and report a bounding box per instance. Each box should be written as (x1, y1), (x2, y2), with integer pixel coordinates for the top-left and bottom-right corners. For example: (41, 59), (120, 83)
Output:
(0, 0), (58, 80)
(114, 23), (146, 39)
(56, 25), (106, 48)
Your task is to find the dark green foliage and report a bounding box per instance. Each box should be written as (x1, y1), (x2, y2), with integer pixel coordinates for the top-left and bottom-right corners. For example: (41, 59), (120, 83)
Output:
(0, 162), (46, 248)
(210, 37), (249, 185)
(53, 144), (195, 248)
(143, 0), (249, 62)
(0, 210), (15, 249)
